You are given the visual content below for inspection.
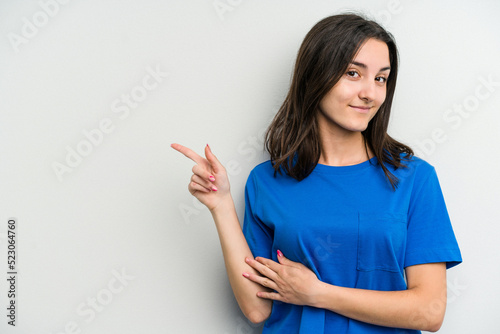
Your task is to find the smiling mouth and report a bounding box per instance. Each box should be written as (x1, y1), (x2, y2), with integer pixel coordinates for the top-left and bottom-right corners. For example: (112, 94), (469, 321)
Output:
(350, 105), (372, 113)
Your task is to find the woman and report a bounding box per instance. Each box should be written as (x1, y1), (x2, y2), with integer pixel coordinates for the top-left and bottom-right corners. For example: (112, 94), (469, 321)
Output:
(172, 13), (461, 333)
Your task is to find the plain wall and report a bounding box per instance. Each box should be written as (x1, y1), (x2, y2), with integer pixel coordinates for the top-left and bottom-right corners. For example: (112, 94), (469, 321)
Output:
(1, 0), (499, 333)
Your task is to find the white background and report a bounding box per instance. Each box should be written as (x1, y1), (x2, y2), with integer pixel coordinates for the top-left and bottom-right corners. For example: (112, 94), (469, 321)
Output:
(1, 0), (499, 333)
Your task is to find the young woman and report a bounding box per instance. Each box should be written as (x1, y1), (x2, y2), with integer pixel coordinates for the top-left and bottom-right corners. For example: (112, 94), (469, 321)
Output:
(172, 13), (461, 334)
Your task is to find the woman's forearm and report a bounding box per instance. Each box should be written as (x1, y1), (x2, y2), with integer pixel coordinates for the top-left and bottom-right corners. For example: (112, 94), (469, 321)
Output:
(312, 264), (447, 332)
(210, 196), (272, 324)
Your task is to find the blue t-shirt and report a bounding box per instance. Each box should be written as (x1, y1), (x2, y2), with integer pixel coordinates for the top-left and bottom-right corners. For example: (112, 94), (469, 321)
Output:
(242, 155), (462, 334)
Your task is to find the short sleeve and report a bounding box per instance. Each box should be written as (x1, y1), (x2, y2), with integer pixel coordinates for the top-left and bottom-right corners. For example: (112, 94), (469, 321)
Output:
(405, 165), (462, 269)
(242, 171), (274, 259)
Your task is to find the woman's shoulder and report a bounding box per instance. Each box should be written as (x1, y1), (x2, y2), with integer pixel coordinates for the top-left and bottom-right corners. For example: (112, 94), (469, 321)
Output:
(393, 153), (439, 182)
(402, 154), (433, 169)
(248, 160), (277, 179)
(247, 159), (298, 185)
(400, 154), (433, 168)
(244, 160), (279, 192)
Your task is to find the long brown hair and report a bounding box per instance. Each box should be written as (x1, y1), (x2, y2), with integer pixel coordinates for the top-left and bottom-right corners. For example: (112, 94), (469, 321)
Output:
(265, 13), (413, 189)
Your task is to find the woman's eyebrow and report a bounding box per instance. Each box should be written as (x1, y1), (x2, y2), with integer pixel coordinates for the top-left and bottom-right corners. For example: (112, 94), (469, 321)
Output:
(350, 61), (391, 72)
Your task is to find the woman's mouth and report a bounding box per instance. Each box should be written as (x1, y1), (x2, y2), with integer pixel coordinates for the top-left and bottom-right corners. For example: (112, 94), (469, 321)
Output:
(350, 105), (371, 114)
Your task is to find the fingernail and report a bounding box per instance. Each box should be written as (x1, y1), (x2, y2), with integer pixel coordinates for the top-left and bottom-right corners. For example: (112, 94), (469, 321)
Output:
(245, 257), (250, 263)
(209, 175), (215, 182)
(242, 273), (249, 278)
(211, 185), (218, 191)
(277, 250), (283, 257)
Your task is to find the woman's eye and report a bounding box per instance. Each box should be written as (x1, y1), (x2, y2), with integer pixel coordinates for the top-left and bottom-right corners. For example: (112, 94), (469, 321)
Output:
(346, 71), (359, 78)
(376, 76), (387, 84)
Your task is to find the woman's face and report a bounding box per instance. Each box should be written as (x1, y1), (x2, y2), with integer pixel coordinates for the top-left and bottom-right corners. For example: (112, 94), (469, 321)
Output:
(317, 38), (390, 135)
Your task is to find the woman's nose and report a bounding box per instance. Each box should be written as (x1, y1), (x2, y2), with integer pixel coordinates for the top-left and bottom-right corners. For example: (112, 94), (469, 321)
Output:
(358, 79), (376, 102)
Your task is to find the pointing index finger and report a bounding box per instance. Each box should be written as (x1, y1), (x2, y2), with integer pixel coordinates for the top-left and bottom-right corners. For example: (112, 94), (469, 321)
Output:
(171, 143), (204, 164)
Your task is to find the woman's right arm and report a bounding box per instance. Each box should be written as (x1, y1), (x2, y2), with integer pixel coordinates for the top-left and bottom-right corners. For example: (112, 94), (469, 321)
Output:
(171, 143), (272, 324)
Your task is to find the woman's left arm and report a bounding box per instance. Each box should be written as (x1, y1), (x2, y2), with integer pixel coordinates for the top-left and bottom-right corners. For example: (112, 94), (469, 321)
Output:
(243, 252), (447, 332)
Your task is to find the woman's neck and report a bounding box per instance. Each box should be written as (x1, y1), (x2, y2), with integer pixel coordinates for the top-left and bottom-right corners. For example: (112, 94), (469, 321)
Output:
(317, 129), (373, 167)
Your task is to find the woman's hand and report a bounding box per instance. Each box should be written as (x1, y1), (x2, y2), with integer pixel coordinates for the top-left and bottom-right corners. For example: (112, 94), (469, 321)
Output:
(242, 251), (323, 307)
(172, 143), (273, 324)
(171, 143), (231, 212)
